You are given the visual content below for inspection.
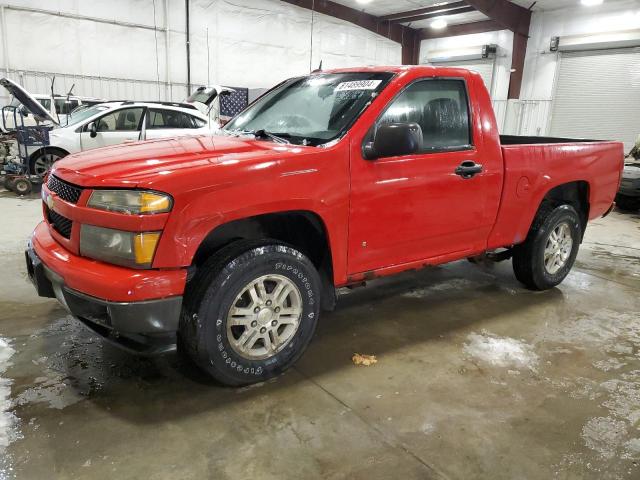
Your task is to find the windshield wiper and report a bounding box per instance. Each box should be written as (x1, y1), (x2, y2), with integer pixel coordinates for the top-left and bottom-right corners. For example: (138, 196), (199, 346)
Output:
(222, 128), (292, 144)
(253, 129), (291, 144)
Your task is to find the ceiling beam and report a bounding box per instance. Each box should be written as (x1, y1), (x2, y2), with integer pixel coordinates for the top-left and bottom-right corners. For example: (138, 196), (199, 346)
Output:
(401, 29), (420, 65)
(448, 1), (532, 99)
(463, 0), (531, 37)
(419, 19), (501, 40)
(379, 1), (468, 22)
(280, 0), (420, 64)
(389, 6), (477, 24)
(509, 32), (528, 99)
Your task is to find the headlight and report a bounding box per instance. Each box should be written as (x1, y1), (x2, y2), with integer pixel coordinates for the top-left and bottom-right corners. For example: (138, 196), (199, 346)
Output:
(80, 225), (161, 268)
(87, 190), (172, 215)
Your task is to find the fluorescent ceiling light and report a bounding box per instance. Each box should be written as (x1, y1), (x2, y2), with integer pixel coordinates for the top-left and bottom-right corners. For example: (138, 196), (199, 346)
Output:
(431, 18), (448, 29)
(581, 0), (603, 5)
(355, 0), (373, 4)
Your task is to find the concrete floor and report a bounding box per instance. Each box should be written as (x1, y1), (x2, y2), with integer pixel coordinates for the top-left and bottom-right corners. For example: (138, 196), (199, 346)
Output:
(0, 187), (639, 480)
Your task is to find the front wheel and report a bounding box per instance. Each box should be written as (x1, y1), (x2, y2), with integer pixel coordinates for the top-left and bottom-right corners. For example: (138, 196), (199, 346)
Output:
(30, 149), (67, 176)
(512, 204), (582, 290)
(180, 240), (321, 386)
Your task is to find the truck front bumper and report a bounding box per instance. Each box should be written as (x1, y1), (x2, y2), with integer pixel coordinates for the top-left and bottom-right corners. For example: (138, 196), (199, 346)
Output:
(26, 222), (187, 355)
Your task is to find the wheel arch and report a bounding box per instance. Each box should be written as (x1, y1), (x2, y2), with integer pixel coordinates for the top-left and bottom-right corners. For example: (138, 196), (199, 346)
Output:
(28, 146), (70, 174)
(191, 210), (336, 310)
(538, 180), (590, 237)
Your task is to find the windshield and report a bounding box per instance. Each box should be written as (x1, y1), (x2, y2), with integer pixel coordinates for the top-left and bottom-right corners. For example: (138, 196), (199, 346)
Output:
(66, 105), (111, 127)
(223, 72), (394, 146)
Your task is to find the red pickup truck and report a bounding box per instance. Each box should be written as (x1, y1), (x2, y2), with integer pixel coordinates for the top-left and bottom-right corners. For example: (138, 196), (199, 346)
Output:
(26, 66), (623, 386)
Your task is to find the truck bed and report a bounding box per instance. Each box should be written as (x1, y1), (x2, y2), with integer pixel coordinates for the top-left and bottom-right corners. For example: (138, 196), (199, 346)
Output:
(500, 135), (603, 145)
(487, 137), (624, 250)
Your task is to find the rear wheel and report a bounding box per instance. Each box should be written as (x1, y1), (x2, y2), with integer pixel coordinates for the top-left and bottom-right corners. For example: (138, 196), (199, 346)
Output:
(615, 194), (640, 211)
(179, 240), (321, 386)
(512, 204), (582, 290)
(29, 149), (67, 176)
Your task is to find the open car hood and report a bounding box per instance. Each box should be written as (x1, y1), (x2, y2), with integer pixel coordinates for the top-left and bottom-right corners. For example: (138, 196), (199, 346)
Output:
(185, 85), (235, 113)
(0, 78), (59, 125)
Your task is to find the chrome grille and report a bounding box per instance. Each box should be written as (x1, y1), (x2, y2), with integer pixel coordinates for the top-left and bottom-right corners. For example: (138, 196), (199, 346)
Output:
(46, 206), (73, 239)
(47, 175), (83, 204)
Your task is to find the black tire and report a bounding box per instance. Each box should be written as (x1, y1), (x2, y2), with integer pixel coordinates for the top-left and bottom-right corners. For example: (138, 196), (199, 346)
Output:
(512, 203), (582, 291)
(4, 177), (16, 192)
(179, 240), (321, 386)
(29, 148), (68, 176)
(615, 194), (640, 211)
(13, 178), (32, 196)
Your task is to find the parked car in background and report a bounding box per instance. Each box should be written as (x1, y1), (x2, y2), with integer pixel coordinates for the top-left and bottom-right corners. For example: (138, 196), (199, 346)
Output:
(185, 84), (239, 128)
(1, 78), (225, 174)
(27, 101), (213, 174)
(1, 93), (105, 132)
(616, 134), (640, 211)
(26, 66), (624, 386)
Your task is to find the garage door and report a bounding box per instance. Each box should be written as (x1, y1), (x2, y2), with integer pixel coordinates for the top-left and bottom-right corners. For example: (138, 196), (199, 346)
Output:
(431, 59), (495, 94)
(550, 47), (640, 151)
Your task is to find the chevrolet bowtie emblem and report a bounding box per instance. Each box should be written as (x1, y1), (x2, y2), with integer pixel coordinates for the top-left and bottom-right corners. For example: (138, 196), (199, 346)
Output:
(46, 193), (54, 210)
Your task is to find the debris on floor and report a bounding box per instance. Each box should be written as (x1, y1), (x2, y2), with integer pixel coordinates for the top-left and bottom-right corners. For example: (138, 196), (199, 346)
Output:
(352, 353), (377, 366)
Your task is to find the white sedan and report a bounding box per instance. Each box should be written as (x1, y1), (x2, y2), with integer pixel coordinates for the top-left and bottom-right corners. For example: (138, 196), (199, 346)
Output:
(28, 101), (215, 175)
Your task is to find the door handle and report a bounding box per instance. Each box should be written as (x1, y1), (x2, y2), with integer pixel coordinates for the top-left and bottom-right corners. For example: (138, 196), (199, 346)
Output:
(454, 161), (483, 179)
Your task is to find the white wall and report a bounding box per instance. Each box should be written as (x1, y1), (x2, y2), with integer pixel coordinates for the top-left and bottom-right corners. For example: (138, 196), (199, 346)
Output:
(418, 1), (640, 136)
(419, 30), (513, 131)
(0, 0), (401, 106)
(419, 30), (514, 101)
(521, 0), (640, 100)
(517, 0), (640, 135)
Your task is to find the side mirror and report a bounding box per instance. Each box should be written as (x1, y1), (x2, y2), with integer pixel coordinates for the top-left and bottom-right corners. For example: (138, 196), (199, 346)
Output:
(88, 121), (97, 138)
(363, 122), (423, 160)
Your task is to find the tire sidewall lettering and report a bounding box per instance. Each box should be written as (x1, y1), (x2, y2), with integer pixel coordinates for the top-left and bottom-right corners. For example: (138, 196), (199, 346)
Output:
(206, 250), (319, 380)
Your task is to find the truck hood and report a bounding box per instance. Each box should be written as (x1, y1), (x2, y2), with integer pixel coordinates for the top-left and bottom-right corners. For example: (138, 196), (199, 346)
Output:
(52, 135), (305, 188)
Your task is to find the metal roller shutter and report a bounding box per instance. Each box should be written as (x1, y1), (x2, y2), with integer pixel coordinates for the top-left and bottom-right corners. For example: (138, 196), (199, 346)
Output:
(431, 59), (495, 94)
(550, 47), (640, 151)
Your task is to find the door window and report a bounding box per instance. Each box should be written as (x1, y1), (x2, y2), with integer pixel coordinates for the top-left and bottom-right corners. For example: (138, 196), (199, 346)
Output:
(148, 109), (199, 129)
(376, 79), (471, 152)
(94, 108), (144, 132)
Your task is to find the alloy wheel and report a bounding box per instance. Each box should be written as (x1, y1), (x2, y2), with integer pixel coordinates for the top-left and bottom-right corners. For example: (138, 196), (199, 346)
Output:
(226, 274), (303, 360)
(543, 222), (574, 275)
(33, 152), (62, 176)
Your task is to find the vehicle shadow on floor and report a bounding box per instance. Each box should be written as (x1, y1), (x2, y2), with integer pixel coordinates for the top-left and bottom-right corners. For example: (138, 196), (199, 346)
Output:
(18, 260), (567, 424)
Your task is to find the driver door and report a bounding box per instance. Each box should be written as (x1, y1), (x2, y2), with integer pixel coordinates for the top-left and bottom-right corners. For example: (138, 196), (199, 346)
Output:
(80, 107), (144, 151)
(348, 78), (502, 274)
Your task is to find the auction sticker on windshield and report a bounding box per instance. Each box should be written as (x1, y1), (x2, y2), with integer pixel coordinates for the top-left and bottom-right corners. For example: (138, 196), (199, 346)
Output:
(335, 80), (382, 92)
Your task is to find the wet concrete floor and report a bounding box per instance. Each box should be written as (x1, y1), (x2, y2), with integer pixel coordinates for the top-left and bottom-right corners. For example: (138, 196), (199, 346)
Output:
(0, 189), (639, 479)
